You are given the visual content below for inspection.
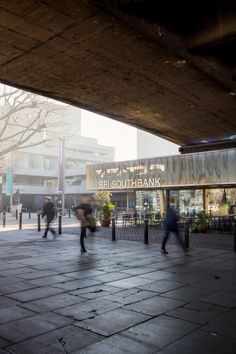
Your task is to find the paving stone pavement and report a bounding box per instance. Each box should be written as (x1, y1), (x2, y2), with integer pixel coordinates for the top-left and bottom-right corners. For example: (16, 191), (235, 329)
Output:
(0, 230), (235, 354)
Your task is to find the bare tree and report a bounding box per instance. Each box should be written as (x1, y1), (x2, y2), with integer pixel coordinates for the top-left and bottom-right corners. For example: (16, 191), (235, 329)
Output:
(0, 85), (65, 158)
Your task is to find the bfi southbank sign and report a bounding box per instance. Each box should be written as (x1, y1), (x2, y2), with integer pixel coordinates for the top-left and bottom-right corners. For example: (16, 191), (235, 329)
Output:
(98, 177), (161, 190)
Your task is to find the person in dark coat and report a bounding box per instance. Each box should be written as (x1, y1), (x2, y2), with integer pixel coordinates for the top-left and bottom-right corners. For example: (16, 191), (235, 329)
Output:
(75, 194), (96, 253)
(161, 206), (189, 254)
(42, 196), (56, 238)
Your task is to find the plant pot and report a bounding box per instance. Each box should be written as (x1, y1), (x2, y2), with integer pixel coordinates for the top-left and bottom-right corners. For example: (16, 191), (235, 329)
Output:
(101, 219), (111, 227)
(198, 227), (207, 234)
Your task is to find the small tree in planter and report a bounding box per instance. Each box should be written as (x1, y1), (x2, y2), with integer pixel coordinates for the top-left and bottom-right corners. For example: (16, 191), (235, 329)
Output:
(94, 191), (115, 227)
(189, 210), (209, 233)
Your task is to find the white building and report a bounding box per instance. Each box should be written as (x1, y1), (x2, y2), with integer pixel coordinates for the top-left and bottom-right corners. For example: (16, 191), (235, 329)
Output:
(1, 105), (114, 210)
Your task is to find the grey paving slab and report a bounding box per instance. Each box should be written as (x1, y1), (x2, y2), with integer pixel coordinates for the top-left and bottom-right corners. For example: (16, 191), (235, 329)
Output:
(0, 305), (36, 326)
(0, 231), (235, 353)
(0, 296), (19, 309)
(0, 281), (38, 295)
(0, 312), (72, 343)
(103, 288), (157, 305)
(0, 267), (36, 277)
(55, 298), (122, 320)
(139, 270), (175, 281)
(76, 334), (156, 354)
(27, 274), (73, 286)
(20, 293), (86, 313)
(202, 290), (236, 308)
(125, 296), (185, 316)
(226, 283), (236, 292)
(93, 272), (132, 283)
(0, 276), (22, 286)
(70, 284), (124, 299)
(201, 309), (236, 339)
(75, 308), (151, 336)
(51, 278), (102, 291)
(119, 267), (158, 276)
(137, 279), (186, 293)
(190, 277), (233, 292)
(6, 325), (104, 354)
(5, 285), (64, 302)
(0, 337), (10, 349)
(161, 285), (213, 302)
(123, 315), (199, 349)
(17, 269), (59, 280)
(157, 329), (236, 354)
(167, 300), (229, 325)
(64, 269), (106, 279)
(107, 276), (156, 289)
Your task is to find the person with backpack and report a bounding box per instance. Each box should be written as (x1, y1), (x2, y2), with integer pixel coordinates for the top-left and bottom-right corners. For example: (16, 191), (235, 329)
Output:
(75, 194), (96, 253)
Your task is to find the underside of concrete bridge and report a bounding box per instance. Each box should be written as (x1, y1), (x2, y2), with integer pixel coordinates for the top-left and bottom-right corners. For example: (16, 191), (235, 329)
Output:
(0, 0), (236, 151)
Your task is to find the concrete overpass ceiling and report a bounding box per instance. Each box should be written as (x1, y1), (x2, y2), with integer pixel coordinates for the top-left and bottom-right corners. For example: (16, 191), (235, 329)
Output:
(0, 0), (235, 148)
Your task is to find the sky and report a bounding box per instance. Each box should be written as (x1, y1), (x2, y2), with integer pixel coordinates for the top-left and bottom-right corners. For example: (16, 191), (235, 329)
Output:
(81, 109), (137, 161)
(0, 83), (179, 162)
(81, 109), (179, 161)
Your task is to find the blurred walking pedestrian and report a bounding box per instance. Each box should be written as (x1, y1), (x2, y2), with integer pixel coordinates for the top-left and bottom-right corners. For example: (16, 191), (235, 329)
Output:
(75, 194), (96, 253)
(42, 196), (57, 239)
(161, 206), (189, 254)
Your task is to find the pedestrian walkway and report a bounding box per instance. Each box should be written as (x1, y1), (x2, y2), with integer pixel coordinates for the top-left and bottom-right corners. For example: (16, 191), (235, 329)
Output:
(0, 230), (235, 353)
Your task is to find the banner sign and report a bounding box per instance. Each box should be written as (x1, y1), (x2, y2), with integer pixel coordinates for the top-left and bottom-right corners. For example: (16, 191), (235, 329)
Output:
(6, 168), (12, 196)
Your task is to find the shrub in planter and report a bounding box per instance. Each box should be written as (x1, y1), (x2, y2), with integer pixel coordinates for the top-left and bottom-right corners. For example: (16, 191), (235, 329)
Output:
(190, 210), (209, 233)
(94, 191), (115, 227)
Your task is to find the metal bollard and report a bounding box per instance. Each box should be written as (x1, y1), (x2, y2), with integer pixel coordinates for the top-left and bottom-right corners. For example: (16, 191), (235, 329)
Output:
(69, 209), (71, 218)
(37, 212), (41, 232)
(16, 209), (18, 220)
(233, 222), (236, 253)
(29, 209), (31, 219)
(3, 212), (6, 228)
(58, 213), (62, 235)
(19, 212), (22, 230)
(144, 219), (149, 244)
(184, 222), (190, 248)
(112, 217), (116, 241)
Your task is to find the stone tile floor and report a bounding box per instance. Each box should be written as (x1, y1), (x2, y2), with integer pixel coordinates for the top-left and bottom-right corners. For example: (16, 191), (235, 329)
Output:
(0, 230), (235, 353)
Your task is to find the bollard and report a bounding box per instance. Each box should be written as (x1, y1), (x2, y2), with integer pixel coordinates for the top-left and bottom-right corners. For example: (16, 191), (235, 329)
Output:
(184, 222), (190, 248)
(19, 212), (22, 230)
(58, 213), (62, 235)
(69, 209), (71, 218)
(112, 217), (116, 241)
(37, 212), (41, 232)
(16, 209), (18, 220)
(29, 209), (31, 219)
(234, 222), (236, 253)
(144, 219), (149, 244)
(3, 212), (6, 228)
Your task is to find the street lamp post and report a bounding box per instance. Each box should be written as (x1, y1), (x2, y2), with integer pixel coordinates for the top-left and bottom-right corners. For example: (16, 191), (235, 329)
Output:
(58, 139), (65, 216)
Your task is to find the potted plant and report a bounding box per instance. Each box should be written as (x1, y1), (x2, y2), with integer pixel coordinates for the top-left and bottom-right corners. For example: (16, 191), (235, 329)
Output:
(189, 210), (209, 233)
(94, 191), (115, 227)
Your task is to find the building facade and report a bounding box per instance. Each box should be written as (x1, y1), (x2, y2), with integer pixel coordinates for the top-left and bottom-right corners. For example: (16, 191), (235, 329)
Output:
(86, 148), (236, 217)
(0, 106), (114, 211)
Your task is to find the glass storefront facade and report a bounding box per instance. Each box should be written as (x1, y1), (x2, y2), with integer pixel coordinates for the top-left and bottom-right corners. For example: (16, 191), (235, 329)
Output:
(169, 189), (203, 216)
(205, 188), (236, 216)
(86, 148), (236, 217)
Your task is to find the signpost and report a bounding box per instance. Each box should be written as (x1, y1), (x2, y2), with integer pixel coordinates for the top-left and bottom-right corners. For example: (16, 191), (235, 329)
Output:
(58, 139), (65, 216)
